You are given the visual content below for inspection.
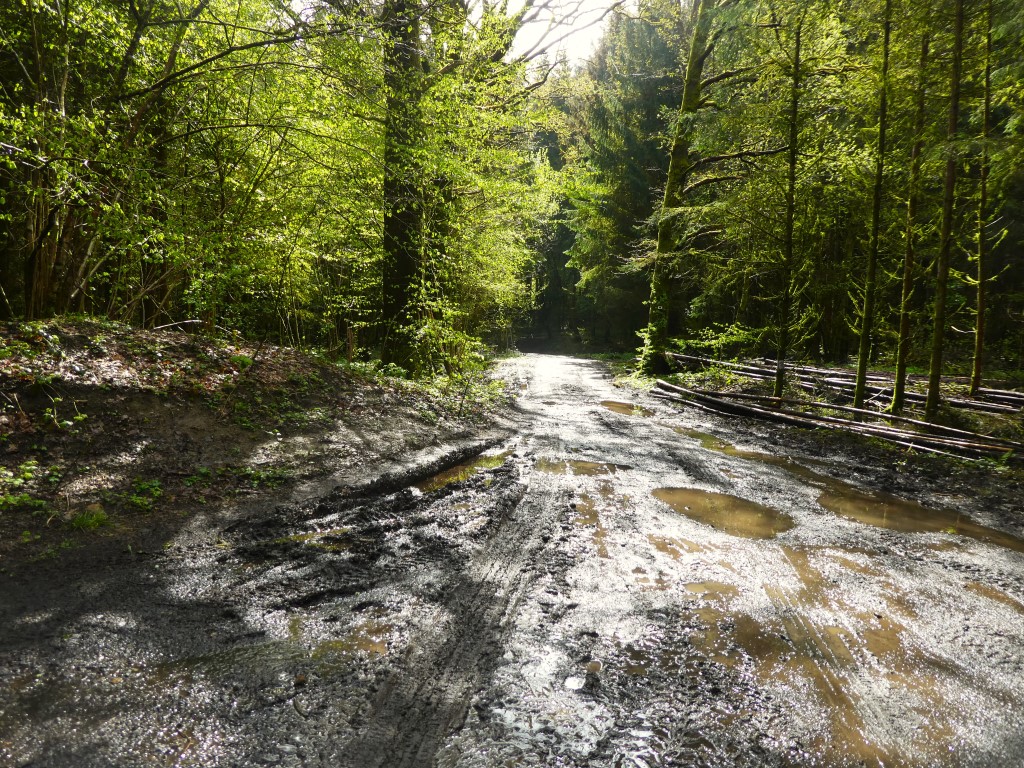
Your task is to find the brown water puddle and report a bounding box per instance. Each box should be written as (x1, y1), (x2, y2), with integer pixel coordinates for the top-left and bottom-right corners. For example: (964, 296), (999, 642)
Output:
(686, 582), (754, 668)
(965, 581), (1024, 613)
(769, 546), (962, 765)
(574, 491), (611, 559)
(620, 637), (685, 677)
(620, 543), (966, 765)
(830, 552), (883, 577)
(633, 566), (671, 591)
(684, 581), (739, 598)
(676, 427), (1024, 553)
(619, 583), (780, 673)
(647, 534), (701, 559)
(817, 486), (1024, 553)
(697, 612), (790, 671)
(536, 458), (627, 476)
(573, 479), (632, 558)
(601, 400), (653, 417)
(416, 451), (512, 493)
(312, 618), (393, 659)
(653, 487), (794, 539)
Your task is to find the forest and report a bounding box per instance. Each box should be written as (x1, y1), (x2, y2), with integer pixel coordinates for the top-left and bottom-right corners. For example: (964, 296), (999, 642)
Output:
(3, 0), (1023, 411)
(5, 2), (1024, 760)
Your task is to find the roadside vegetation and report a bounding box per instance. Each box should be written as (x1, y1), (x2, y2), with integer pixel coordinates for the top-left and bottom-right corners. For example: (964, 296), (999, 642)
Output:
(0, 319), (508, 568)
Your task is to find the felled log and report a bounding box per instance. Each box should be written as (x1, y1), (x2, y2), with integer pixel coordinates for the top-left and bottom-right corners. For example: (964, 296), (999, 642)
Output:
(666, 353), (1021, 414)
(654, 381), (1020, 463)
(651, 388), (962, 460)
(691, 389), (1024, 451)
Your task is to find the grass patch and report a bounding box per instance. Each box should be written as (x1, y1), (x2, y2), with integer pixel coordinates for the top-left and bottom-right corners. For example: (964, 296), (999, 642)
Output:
(69, 506), (110, 530)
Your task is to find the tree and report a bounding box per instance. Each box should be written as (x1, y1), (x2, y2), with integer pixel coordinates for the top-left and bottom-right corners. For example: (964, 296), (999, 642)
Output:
(891, 27), (931, 414)
(379, 0), (426, 369)
(925, 0), (965, 420)
(852, 0), (892, 409)
(771, 5), (805, 397)
(375, 0), (557, 372)
(970, 0), (993, 396)
(639, 0), (736, 373)
(552, 3), (683, 348)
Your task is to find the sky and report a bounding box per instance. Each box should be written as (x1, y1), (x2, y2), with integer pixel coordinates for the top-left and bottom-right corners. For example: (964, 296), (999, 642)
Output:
(511, 0), (625, 65)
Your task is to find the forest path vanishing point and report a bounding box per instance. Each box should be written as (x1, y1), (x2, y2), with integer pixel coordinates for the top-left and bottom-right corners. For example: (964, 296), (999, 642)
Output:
(2, 354), (1024, 767)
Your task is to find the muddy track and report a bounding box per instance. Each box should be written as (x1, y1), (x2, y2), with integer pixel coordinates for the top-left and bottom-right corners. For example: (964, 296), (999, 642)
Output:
(338, 470), (541, 768)
(2, 354), (1024, 767)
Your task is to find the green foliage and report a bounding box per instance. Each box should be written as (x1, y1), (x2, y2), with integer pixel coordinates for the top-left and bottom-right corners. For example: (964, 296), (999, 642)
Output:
(0, 460), (49, 512)
(229, 354), (254, 371)
(2, 493), (48, 513)
(185, 467), (214, 487)
(118, 478), (163, 511)
(676, 323), (765, 359)
(0, 0), (559, 374)
(218, 464), (290, 489)
(2, 0), (1021, 377)
(70, 507), (110, 530)
(537, 4), (684, 348)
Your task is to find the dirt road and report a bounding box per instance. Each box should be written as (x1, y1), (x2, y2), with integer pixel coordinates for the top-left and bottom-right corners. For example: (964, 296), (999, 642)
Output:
(2, 354), (1023, 767)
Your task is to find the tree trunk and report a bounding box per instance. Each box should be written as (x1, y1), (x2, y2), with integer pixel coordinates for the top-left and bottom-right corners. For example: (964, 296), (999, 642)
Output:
(853, 0), (891, 409)
(970, 0), (992, 397)
(380, 0), (424, 371)
(774, 14), (803, 398)
(925, 0), (964, 421)
(640, 0), (717, 374)
(892, 31), (930, 413)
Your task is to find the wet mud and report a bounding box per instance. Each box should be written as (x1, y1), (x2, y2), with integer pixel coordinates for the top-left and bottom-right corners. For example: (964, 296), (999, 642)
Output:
(2, 354), (1024, 767)
(652, 487), (795, 539)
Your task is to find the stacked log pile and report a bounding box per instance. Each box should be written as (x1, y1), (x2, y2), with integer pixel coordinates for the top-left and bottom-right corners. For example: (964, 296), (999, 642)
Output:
(653, 354), (1024, 463)
(667, 354), (1024, 414)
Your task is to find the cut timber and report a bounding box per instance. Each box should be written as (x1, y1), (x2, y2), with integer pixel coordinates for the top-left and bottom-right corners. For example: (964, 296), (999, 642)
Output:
(654, 380), (1021, 463)
(666, 353), (1022, 415)
(651, 389), (962, 460)
(690, 389), (1024, 450)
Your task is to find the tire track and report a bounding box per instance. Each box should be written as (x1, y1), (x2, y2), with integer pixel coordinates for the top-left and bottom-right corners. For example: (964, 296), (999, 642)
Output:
(338, 476), (553, 768)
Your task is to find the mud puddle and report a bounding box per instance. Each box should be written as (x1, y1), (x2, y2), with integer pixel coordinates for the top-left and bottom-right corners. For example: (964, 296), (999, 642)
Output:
(415, 449), (513, 493)
(818, 486), (1024, 552)
(597, 545), (981, 766)
(652, 487), (794, 539)
(677, 426), (1024, 552)
(601, 400), (654, 417)
(536, 457), (629, 476)
(965, 582), (1024, 613)
(6, 353), (1024, 768)
(311, 617), (394, 659)
(574, 489), (613, 559)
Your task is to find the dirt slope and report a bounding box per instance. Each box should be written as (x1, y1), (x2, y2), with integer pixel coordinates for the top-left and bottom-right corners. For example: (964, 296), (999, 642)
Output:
(0, 319), (509, 571)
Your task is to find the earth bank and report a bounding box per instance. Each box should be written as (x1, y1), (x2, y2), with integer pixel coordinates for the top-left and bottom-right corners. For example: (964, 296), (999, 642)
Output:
(0, 319), (511, 573)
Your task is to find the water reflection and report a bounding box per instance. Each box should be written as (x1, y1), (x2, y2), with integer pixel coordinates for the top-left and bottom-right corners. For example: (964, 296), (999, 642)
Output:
(675, 427), (1024, 552)
(416, 451), (512, 493)
(653, 487), (794, 539)
(601, 400), (654, 417)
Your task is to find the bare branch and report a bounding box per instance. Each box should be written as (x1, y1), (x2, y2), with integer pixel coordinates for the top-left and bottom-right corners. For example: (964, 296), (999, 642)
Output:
(692, 145), (789, 171)
(700, 66), (755, 89)
(116, 30), (304, 102)
(515, 0), (625, 63)
(680, 175), (743, 197)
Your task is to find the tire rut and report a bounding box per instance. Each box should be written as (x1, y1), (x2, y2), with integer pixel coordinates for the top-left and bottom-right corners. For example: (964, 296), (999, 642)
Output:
(339, 479), (547, 768)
